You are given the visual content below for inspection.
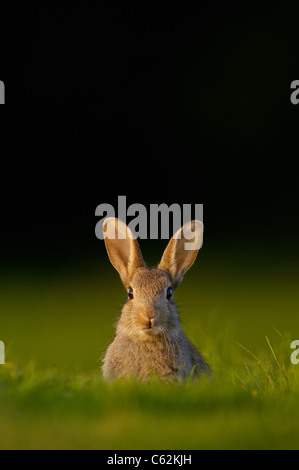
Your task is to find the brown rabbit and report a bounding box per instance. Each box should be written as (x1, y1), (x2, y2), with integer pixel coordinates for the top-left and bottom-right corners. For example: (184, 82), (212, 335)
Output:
(101, 218), (210, 381)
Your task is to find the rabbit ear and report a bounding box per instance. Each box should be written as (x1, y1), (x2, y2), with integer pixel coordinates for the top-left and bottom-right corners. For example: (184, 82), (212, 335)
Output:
(103, 218), (145, 287)
(158, 220), (204, 289)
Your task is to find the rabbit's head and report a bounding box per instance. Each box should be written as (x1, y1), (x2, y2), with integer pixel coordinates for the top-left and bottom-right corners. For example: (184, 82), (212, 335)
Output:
(103, 218), (204, 341)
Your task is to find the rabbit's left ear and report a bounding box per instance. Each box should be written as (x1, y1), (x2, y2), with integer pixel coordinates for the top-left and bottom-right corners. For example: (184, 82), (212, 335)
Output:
(103, 218), (146, 288)
(158, 220), (204, 289)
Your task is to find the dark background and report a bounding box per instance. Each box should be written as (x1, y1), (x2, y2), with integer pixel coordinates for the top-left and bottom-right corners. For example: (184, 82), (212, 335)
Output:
(1, 2), (298, 270)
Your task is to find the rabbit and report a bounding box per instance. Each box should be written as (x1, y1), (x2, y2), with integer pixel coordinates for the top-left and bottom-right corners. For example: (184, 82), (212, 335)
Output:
(101, 217), (211, 382)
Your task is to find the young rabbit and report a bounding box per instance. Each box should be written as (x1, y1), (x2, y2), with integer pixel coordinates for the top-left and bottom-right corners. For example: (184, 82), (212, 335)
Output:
(102, 217), (210, 381)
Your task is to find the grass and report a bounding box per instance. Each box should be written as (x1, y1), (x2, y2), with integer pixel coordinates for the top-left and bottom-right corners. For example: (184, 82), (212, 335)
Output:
(1, 243), (299, 449)
(1, 328), (299, 450)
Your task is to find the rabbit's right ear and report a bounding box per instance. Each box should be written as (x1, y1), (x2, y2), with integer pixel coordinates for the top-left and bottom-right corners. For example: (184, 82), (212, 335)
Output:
(103, 218), (145, 288)
(158, 220), (204, 289)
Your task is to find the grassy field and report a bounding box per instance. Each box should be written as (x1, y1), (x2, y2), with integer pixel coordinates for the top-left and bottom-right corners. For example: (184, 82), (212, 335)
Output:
(1, 241), (299, 449)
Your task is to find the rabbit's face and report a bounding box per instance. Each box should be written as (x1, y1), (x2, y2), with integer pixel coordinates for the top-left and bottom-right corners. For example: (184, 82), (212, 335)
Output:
(118, 268), (180, 340)
(104, 218), (203, 343)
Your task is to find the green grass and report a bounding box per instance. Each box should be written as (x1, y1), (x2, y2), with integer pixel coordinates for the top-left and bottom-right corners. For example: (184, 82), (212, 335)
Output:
(1, 330), (299, 450)
(1, 243), (299, 449)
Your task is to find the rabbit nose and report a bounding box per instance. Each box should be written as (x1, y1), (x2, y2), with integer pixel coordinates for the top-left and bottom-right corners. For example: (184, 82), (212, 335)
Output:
(143, 307), (155, 319)
(142, 308), (156, 328)
(145, 317), (155, 329)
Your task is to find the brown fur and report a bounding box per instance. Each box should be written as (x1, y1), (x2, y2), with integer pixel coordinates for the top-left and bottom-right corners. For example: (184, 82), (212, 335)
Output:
(102, 218), (210, 382)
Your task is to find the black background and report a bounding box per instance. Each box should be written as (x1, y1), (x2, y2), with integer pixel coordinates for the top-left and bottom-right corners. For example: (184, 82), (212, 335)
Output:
(1, 2), (298, 269)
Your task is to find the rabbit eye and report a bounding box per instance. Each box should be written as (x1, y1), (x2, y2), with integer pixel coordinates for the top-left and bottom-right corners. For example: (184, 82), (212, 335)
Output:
(128, 288), (134, 300)
(167, 287), (173, 300)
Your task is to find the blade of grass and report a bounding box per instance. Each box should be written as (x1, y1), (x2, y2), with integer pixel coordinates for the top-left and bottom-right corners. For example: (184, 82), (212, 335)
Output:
(244, 363), (263, 391)
(273, 327), (292, 344)
(266, 336), (289, 387)
(234, 341), (275, 390)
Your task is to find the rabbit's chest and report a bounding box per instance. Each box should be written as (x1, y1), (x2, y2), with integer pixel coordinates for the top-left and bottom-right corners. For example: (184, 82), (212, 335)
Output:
(123, 339), (185, 379)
